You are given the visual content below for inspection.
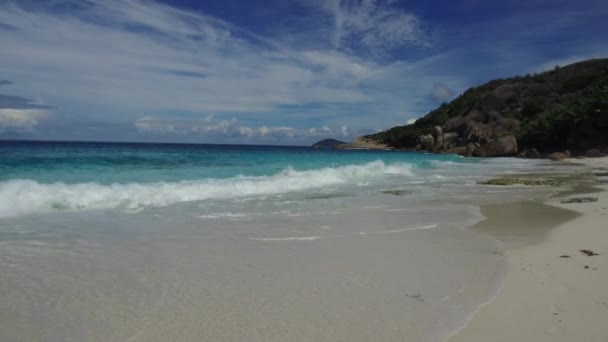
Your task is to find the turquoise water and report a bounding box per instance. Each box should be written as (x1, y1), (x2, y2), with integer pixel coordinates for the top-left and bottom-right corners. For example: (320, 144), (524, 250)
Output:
(0, 141), (479, 218)
(0, 141), (465, 184)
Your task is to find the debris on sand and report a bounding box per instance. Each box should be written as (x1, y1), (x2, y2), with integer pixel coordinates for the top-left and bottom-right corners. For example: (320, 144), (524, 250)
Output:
(580, 249), (600, 256)
(561, 197), (598, 204)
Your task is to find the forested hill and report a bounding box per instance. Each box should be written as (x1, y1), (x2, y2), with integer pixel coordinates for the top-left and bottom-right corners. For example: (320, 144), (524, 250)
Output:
(366, 58), (608, 157)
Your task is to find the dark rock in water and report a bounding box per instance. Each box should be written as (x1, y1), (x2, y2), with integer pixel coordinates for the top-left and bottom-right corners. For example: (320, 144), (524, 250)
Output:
(585, 149), (605, 157)
(518, 148), (541, 158)
(473, 135), (518, 157)
(560, 197), (598, 204)
(312, 139), (347, 148)
(446, 146), (467, 156)
(548, 152), (568, 161)
(380, 190), (410, 196)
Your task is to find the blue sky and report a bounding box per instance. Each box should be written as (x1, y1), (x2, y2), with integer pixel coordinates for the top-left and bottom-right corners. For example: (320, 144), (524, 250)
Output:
(0, 0), (606, 144)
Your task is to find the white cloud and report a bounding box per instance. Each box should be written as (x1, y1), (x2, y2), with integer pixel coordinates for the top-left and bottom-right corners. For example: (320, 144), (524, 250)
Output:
(311, 0), (431, 55)
(0, 109), (47, 132)
(0, 0), (374, 116)
(430, 82), (455, 102)
(134, 116), (360, 142)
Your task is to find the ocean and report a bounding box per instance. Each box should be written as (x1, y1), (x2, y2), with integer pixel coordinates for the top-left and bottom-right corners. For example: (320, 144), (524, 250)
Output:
(0, 140), (572, 341)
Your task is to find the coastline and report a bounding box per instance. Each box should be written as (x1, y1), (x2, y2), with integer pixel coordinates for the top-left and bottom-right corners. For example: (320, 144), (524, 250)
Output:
(450, 157), (608, 341)
(2, 146), (604, 341)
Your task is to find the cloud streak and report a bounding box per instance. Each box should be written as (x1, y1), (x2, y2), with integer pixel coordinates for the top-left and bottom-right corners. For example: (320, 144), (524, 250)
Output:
(134, 116), (368, 142)
(0, 93), (52, 110)
(0, 109), (48, 132)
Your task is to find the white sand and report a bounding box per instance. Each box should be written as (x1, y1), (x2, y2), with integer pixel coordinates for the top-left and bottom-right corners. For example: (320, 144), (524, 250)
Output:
(451, 157), (608, 341)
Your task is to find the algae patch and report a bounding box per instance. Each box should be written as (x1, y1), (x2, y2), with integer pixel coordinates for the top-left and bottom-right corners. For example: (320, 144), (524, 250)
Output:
(481, 177), (569, 187)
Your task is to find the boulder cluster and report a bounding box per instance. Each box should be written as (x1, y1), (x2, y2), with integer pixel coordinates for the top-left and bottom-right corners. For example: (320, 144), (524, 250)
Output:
(412, 125), (606, 158)
(414, 125), (518, 157)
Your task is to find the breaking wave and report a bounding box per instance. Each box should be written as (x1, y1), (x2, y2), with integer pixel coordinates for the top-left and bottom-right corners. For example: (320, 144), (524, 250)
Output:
(0, 160), (413, 218)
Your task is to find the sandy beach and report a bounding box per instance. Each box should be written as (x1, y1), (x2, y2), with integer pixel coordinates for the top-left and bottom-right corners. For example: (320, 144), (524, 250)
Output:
(451, 157), (608, 342)
(1, 144), (605, 342)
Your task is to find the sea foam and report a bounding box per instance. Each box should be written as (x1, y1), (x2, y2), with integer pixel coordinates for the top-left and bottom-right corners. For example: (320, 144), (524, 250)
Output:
(0, 160), (413, 218)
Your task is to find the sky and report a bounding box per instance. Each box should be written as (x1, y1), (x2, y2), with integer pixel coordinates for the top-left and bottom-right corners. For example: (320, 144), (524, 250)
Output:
(0, 0), (606, 145)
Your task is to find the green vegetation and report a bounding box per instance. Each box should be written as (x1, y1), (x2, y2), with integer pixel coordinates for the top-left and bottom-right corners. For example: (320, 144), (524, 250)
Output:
(366, 59), (608, 153)
(517, 76), (608, 150)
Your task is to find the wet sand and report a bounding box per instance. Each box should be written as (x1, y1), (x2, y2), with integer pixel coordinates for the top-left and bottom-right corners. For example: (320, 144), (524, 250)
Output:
(451, 157), (608, 341)
(0, 200), (506, 342)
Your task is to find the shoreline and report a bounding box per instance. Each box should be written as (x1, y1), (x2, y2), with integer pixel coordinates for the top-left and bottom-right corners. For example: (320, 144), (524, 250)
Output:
(1, 152), (603, 341)
(449, 157), (608, 341)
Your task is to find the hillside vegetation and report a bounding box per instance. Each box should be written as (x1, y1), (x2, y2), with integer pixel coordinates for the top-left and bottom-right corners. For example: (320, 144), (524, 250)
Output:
(366, 58), (608, 156)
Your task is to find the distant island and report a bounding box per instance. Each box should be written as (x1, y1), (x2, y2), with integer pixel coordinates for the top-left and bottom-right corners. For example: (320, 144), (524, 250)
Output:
(312, 138), (347, 148)
(356, 58), (608, 158)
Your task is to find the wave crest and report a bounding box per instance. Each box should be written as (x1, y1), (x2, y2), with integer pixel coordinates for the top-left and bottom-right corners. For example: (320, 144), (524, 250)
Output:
(0, 160), (413, 218)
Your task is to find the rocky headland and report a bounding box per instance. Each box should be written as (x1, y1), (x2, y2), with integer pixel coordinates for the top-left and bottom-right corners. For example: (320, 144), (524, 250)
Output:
(361, 58), (608, 158)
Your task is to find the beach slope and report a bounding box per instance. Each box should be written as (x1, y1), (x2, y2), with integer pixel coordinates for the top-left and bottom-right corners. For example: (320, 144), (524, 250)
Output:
(451, 157), (608, 341)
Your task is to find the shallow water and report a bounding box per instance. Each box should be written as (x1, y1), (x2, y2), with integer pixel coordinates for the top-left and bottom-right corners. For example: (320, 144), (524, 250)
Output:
(0, 141), (580, 341)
